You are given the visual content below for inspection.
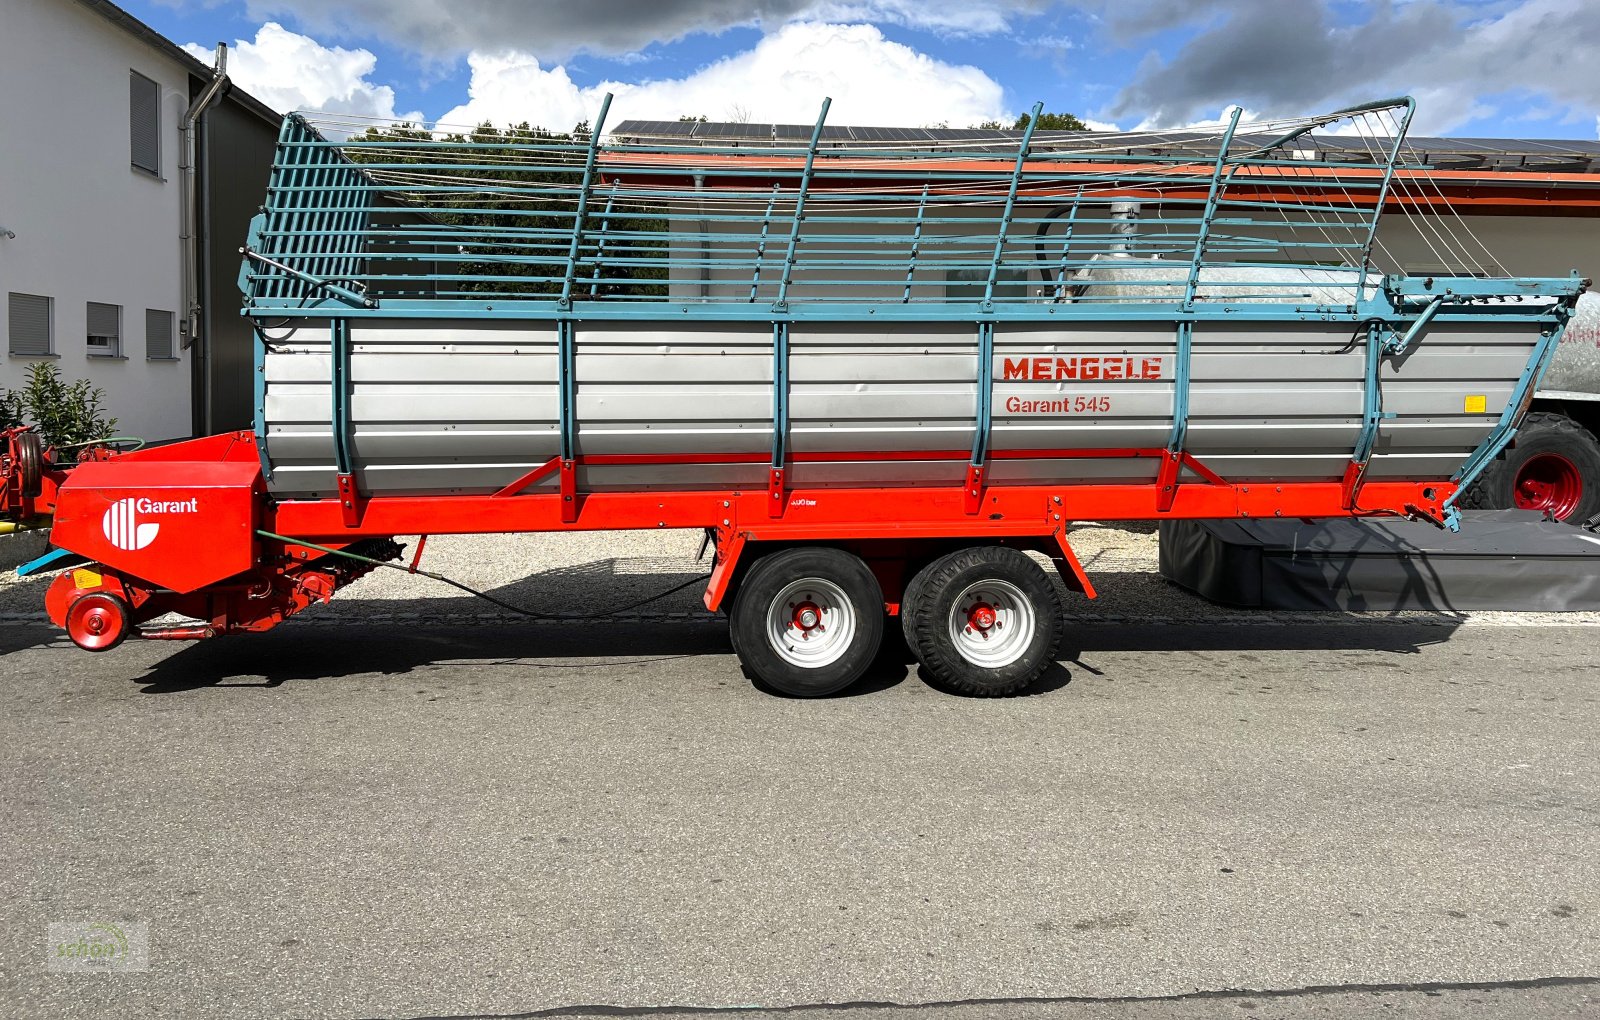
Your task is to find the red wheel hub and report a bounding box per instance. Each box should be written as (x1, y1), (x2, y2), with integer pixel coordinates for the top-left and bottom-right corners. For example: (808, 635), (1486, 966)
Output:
(967, 603), (997, 632)
(65, 593), (130, 652)
(790, 601), (823, 632)
(1513, 452), (1584, 520)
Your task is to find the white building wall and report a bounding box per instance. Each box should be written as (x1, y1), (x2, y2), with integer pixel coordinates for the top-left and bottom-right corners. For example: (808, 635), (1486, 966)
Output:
(0, 0), (193, 442)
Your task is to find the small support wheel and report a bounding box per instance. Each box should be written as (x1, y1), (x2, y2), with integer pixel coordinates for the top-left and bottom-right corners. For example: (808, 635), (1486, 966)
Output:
(902, 546), (1062, 696)
(730, 546), (884, 697)
(15, 431), (43, 498)
(65, 592), (132, 652)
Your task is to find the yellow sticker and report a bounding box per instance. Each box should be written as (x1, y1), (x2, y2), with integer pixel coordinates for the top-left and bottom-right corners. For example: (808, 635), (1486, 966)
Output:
(72, 568), (103, 590)
(1464, 394), (1488, 414)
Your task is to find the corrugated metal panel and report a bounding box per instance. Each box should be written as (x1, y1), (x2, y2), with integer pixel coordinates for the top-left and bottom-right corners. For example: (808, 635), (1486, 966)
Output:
(7, 293), (52, 357)
(260, 315), (1554, 498)
(145, 309), (174, 360)
(130, 71), (160, 175)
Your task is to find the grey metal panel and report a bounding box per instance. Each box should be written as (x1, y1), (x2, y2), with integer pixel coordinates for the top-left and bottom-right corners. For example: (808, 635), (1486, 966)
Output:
(575, 323), (773, 471)
(579, 463), (766, 493)
(265, 321), (560, 497)
(790, 323), (976, 465)
(993, 323), (1174, 454)
(259, 314), (1553, 498)
(987, 457), (1161, 486)
(130, 71), (160, 175)
(787, 459), (967, 488)
(7, 293), (51, 356)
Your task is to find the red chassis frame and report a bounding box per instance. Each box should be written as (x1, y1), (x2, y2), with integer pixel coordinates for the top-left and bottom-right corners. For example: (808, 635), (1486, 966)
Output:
(11, 430), (1454, 647)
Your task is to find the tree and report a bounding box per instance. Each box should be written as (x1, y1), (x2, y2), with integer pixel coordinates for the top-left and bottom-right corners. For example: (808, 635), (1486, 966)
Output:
(0, 363), (116, 448)
(678, 114), (709, 123)
(1013, 111), (1089, 132)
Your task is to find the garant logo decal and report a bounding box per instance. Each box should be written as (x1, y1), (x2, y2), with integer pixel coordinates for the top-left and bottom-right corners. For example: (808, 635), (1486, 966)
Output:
(101, 497), (198, 552)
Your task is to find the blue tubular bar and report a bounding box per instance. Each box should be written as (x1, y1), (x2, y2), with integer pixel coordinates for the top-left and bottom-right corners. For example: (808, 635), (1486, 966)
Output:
(1445, 308), (1575, 527)
(982, 102), (1043, 312)
(764, 322), (784, 463)
(903, 185), (929, 303)
(1166, 321), (1193, 454)
(773, 98), (831, 312)
(238, 93), (1583, 433)
(1353, 321), (1389, 466)
(966, 322), (995, 513)
(1049, 187), (1085, 300)
(750, 184), (780, 303)
(588, 187), (616, 298)
(1383, 295), (1442, 355)
(330, 319), (354, 475)
(557, 320), (577, 461)
(1182, 106), (1243, 309)
(1357, 96), (1417, 294)
(251, 252), (272, 481)
(558, 93), (613, 310)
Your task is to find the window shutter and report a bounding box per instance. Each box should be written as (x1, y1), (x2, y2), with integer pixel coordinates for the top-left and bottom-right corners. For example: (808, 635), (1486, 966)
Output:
(8, 293), (52, 356)
(87, 302), (121, 339)
(146, 309), (174, 360)
(130, 71), (160, 175)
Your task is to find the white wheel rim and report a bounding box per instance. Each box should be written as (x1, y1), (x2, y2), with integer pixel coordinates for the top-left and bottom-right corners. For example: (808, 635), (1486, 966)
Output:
(946, 578), (1035, 669)
(765, 577), (857, 669)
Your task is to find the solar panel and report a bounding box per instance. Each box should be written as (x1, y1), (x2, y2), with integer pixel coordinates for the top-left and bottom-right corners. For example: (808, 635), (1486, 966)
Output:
(609, 119), (1600, 172)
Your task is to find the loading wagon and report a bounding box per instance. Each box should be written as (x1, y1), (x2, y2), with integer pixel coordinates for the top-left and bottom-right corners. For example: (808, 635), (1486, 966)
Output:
(1, 96), (1585, 696)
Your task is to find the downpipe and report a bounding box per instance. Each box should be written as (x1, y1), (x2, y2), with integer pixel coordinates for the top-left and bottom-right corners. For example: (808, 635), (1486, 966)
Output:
(179, 43), (229, 351)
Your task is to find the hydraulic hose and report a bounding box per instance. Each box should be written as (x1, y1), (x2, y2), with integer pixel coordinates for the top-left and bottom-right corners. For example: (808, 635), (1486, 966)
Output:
(254, 530), (709, 621)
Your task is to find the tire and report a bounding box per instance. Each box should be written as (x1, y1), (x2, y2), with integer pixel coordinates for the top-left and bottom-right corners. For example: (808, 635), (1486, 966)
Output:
(902, 546), (1062, 697)
(1461, 411), (1600, 523)
(730, 547), (884, 697)
(65, 591), (131, 652)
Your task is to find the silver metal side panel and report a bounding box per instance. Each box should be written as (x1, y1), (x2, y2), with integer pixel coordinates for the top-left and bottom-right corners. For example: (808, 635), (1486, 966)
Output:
(261, 316), (1546, 499)
(265, 321), (559, 498)
(575, 322), (771, 493)
(992, 323), (1173, 485)
(788, 322), (976, 489)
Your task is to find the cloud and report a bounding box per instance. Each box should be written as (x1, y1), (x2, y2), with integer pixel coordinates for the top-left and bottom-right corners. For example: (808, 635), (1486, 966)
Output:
(246, 0), (1051, 61)
(185, 23), (423, 124)
(1093, 0), (1600, 136)
(1131, 104), (1258, 133)
(434, 22), (1008, 131)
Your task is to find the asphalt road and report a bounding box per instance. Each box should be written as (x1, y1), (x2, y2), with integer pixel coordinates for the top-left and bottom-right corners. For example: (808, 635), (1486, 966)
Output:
(1, 618), (1597, 1019)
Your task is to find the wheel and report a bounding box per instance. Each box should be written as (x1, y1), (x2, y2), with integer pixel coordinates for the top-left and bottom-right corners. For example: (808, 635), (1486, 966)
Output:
(902, 546), (1062, 697)
(730, 547), (884, 697)
(1461, 411), (1600, 523)
(65, 592), (131, 652)
(14, 431), (43, 498)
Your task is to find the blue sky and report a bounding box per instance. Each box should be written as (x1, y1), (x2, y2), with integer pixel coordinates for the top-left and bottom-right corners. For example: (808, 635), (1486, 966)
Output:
(132, 0), (1600, 138)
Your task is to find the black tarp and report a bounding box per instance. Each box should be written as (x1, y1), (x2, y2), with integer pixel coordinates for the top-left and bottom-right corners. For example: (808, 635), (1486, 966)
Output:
(1158, 510), (1600, 612)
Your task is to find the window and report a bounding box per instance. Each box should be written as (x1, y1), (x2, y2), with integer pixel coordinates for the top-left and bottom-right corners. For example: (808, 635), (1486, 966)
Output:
(87, 302), (122, 358)
(130, 71), (160, 176)
(145, 309), (176, 360)
(8, 293), (53, 357)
